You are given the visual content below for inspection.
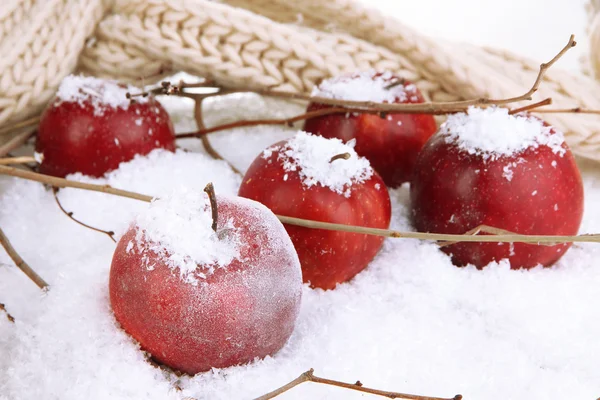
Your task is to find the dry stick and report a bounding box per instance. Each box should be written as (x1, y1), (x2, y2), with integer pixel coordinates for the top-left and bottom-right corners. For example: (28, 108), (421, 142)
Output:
(250, 34), (575, 113)
(0, 303), (15, 323)
(509, 98), (553, 115)
(254, 368), (461, 400)
(52, 188), (116, 243)
(1, 165), (599, 245)
(0, 129), (36, 157)
(0, 226), (48, 289)
(0, 156), (37, 165)
(0, 116), (40, 136)
(175, 35), (576, 140)
(177, 107), (354, 139)
(192, 99), (242, 175)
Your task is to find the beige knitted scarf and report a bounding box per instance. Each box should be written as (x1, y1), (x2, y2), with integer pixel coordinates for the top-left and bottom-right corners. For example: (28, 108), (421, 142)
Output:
(3, 0), (600, 163)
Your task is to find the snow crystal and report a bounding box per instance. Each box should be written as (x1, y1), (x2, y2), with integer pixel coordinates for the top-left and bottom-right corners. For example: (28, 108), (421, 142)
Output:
(33, 152), (43, 163)
(56, 74), (148, 116)
(440, 107), (566, 160)
(271, 132), (373, 197)
(133, 189), (241, 284)
(311, 70), (417, 103)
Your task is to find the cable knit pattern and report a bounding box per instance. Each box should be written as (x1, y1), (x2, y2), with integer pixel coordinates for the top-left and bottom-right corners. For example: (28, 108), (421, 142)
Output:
(2, 0), (600, 162)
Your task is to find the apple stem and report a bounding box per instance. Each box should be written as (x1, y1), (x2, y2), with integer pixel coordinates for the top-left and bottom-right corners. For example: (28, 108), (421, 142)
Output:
(254, 368), (461, 400)
(0, 303), (14, 323)
(384, 78), (406, 90)
(329, 153), (351, 163)
(203, 182), (218, 233)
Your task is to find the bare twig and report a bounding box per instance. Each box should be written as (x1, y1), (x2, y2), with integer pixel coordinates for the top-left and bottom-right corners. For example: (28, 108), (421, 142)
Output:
(0, 166), (598, 245)
(255, 368), (461, 400)
(0, 226), (48, 289)
(52, 188), (116, 243)
(0, 156), (37, 165)
(509, 98), (553, 115)
(192, 100), (242, 175)
(0, 116), (40, 136)
(0, 303), (15, 323)
(176, 107), (351, 139)
(435, 225), (560, 248)
(0, 129), (36, 157)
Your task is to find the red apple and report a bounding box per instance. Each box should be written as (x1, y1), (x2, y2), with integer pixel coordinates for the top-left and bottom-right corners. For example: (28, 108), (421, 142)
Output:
(110, 190), (302, 375)
(410, 107), (584, 269)
(36, 75), (175, 177)
(238, 132), (391, 290)
(303, 70), (437, 188)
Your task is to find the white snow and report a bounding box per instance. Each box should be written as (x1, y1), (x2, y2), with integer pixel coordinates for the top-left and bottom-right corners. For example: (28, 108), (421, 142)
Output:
(2, 4), (600, 394)
(311, 70), (418, 103)
(132, 189), (241, 284)
(268, 132), (373, 197)
(55, 75), (148, 116)
(441, 107), (566, 160)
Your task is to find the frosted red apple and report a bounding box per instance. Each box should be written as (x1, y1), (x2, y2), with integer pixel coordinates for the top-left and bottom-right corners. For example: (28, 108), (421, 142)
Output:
(303, 70), (437, 188)
(109, 190), (302, 375)
(36, 75), (175, 178)
(238, 131), (391, 290)
(410, 107), (584, 269)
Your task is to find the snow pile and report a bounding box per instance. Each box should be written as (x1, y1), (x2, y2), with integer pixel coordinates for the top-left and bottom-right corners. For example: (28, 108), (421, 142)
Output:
(311, 70), (419, 103)
(440, 107), (566, 160)
(132, 189), (241, 284)
(0, 76), (600, 400)
(266, 131), (373, 197)
(56, 75), (148, 116)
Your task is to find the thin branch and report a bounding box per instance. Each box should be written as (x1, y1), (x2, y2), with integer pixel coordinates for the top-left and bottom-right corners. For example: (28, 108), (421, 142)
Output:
(52, 188), (116, 243)
(255, 368), (462, 400)
(193, 99), (242, 175)
(177, 107), (352, 139)
(0, 129), (36, 157)
(0, 226), (48, 289)
(0, 303), (15, 323)
(0, 156), (37, 165)
(0, 116), (40, 136)
(509, 98), (552, 115)
(0, 166), (598, 245)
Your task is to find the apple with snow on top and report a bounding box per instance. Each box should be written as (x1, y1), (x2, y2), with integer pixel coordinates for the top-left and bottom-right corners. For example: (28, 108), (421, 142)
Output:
(36, 75), (175, 178)
(109, 186), (302, 375)
(303, 70), (437, 188)
(410, 107), (584, 269)
(238, 131), (391, 290)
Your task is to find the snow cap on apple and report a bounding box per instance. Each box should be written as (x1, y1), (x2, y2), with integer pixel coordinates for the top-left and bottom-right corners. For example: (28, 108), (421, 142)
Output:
(311, 69), (421, 102)
(109, 187), (302, 375)
(36, 74), (176, 178)
(304, 70), (437, 188)
(411, 106), (584, 269)
(239, 131), (391, 290)
(265, 131), (374, 197)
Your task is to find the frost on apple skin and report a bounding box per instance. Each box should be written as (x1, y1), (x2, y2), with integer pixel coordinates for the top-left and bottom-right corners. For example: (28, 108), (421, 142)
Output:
(263, 131), (374, 198)
(110, 192), (303, 374)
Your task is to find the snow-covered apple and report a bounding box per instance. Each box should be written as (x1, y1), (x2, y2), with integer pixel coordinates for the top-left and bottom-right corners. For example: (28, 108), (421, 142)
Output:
(410, 107), (584, 269)
(303, 70), (437, 188)
(109, 188), (302, 375)
(36, 75), (175, 177)
(238, 131), (391, 290)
